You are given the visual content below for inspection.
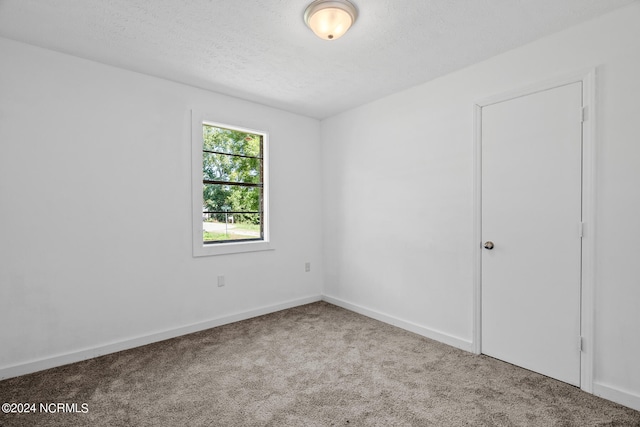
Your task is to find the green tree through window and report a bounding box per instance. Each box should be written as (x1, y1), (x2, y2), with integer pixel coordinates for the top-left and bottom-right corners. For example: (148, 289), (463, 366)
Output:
(202, 124), (264, 243)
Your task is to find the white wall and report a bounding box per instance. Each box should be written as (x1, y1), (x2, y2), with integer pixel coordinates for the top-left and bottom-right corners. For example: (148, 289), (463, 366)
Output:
(2, 1), (639, 411)
(0, 37), (323, 377)
(321, 2), (640, 410)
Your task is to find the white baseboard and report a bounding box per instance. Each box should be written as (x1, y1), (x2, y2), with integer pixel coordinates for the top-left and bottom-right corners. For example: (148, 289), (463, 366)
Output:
(593, 382), (640, 411)
(322, 295), (474, 353)
(0, 294), (322, 381)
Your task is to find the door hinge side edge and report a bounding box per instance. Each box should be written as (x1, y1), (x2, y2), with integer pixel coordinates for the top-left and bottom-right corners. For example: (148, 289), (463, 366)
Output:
(581, 106), (588, 122)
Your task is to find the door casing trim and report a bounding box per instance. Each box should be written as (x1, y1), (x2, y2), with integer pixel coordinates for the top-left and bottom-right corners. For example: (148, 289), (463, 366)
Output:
(472, 68), (596, 393)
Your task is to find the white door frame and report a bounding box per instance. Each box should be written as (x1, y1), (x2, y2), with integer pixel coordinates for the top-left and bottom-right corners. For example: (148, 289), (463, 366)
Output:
(472, 69), (596, 393)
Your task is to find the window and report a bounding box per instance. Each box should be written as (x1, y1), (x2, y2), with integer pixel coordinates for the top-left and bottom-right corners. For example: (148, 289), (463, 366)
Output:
(192, 112), (271, 256)
(202, 125), (264, 243)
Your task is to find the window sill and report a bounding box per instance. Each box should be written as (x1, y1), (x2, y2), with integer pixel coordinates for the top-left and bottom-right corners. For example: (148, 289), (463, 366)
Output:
(193, 240), (273, 257)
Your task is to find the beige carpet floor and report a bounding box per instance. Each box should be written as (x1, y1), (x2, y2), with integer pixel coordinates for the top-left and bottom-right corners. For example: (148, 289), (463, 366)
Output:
(1, 301), (639, 426)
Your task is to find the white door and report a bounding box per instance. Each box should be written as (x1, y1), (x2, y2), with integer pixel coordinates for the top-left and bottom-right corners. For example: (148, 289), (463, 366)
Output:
(481, 82), (583, 386)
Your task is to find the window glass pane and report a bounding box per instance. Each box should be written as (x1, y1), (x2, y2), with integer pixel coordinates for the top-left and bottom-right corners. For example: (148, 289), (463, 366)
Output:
(203, 184), (261, 213)
(203, 212), (262, 243)
(202, 183), (262, 244)
(203, 124), (262, 158)
(203, 152), (261, 184)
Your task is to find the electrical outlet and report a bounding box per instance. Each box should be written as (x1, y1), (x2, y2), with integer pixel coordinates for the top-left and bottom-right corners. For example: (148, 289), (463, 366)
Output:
(305, 262), (311, 272)
(217, 275), (225, 287)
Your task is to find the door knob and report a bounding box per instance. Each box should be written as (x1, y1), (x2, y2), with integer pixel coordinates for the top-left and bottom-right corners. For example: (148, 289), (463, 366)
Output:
(484, 241), (494, 250)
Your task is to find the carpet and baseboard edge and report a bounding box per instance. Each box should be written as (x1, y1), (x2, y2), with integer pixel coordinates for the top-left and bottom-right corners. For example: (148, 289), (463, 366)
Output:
(2, 294), (640, 413)
(322, 295), (640, 412)
(321, 295), (474, 353)
(593, 382), (640, 412)
(0, 294), (323, 381)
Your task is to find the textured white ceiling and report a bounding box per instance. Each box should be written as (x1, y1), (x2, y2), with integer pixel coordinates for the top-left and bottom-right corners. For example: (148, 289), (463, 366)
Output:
(0, 0), (635, 118)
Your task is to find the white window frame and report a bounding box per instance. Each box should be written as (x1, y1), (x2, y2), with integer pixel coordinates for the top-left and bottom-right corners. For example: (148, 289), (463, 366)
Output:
(191, 110), (272, 257)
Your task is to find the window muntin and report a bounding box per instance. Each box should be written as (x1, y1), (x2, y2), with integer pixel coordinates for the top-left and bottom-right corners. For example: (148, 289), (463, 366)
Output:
(201, 124), (264, 244)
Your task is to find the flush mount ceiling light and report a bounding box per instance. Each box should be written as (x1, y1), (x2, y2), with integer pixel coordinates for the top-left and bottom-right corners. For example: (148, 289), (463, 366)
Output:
(304, 0), (358, 41)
